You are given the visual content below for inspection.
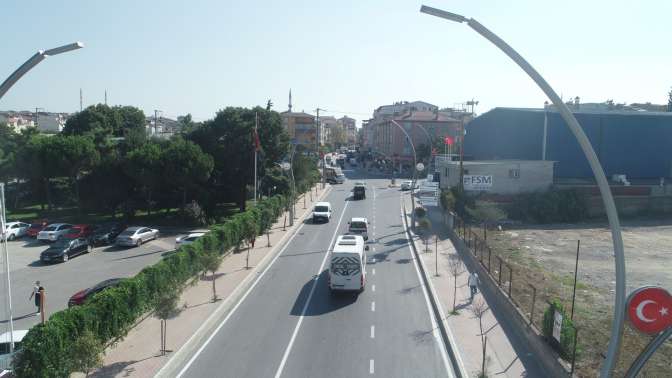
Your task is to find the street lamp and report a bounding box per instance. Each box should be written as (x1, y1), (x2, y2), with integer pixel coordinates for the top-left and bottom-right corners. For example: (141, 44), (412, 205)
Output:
(280, 145), (297, 226)
(390, 120), (419, 221)
(0, 42), (84, 101)
(420, 5), (626, 376)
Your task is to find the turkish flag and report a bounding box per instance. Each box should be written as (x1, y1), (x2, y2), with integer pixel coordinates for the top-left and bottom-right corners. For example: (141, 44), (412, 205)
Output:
(444, 136), (454, 145)
(626, 286), (672, 335)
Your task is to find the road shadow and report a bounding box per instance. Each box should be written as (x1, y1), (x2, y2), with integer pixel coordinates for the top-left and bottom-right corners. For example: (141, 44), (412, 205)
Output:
(21, 239), (45, 248)
(0, 312), (39, 324)
(90, 357), (153, 378)
(28, 260), (47, 267)
(397, 284), (422, 295)
(280, 250), (325, 258)
(200, 272), (226, 281)
(396, 258), (412, 264)
(113, 249), (165, 261)
(290, 270), (358, 316)
(383, 238), (407, 246)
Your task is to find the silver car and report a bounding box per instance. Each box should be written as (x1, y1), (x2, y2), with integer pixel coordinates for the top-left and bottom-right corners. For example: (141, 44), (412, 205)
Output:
(115, 226), (159, 247)
(37, 223), (73, 242)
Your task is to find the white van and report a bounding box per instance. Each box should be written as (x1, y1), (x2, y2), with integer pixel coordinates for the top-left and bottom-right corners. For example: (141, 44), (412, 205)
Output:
(347, 217), (369, 240)
(328, 235), (368, 293)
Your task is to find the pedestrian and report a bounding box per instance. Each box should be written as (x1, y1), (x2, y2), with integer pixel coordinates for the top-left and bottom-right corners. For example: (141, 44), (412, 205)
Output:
(468, 272), (480, 300)
(29, 281), (43, 314)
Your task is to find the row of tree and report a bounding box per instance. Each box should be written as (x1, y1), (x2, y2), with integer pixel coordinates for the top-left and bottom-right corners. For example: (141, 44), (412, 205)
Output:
(0, 103), (316, 223)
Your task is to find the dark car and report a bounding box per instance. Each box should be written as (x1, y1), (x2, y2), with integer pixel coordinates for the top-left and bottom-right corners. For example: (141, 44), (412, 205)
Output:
(90, 222), (126, 247)
(68, 278), (123, 307)
(39, 237), (91, 263)
(353, 184), (366, 200)
(64, 224), (96, 240)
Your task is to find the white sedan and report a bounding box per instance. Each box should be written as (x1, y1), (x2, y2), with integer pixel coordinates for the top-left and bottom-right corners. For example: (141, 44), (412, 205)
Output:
(3, 222), (30, 241)
(401, 180), (414, 191)
(175, 232), (206, 247)
(115, 227), (159, 247)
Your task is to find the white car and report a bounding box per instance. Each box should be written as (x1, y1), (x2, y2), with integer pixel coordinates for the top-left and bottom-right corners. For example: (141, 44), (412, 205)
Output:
(115, 227), (159, 247)
(175, 232), (206, 247)
(401, 180), (414, 191)
(3, 222), (30, 241)
(347, 217), (369, 240)
(312, 202), (333, 223)
(37, 223), (73, 242)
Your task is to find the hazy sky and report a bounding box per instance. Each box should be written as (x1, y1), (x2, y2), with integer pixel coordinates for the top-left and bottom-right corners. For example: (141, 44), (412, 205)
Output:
(2, 0), (670, 124)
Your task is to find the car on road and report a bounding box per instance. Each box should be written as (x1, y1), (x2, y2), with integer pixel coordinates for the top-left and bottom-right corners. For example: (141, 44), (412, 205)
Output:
(328, 234), (368, 293)
(64, 224), (96, 240)
(26, 222), (47, 238)
(40, 237), (92, 263)
(312, 202), (333, 223)
(353, 183), (366, 200)
(37, 223), (73, 242)
(115, 226), (159, 247)
(89, 222), (127, 247)
(175, 232), (206, 247)
(401, 180), (414, 191)
(68, 278), (124, 307)
(347, 217), (369, 240)
(3, 221), (30, 241)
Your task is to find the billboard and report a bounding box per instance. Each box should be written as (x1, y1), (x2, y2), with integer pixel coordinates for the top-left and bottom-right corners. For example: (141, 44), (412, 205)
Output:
(463, 175), (492, 191)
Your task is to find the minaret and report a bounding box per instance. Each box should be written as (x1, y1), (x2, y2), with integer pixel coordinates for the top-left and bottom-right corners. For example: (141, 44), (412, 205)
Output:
(288, 89), (293, 112)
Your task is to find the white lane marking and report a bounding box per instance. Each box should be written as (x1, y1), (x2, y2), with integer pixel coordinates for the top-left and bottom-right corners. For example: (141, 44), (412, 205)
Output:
(372, 268), (376, 275)
(371, 258), (376, 263)
(370, 325), (375, 339)
(372, 284), (376, 292)
(175, 205), (311, 377)
(371, 301), (375, 312)
(370, 359), (375, 374)
(274, 200), (351, 378)
(400, 199), (455, 378)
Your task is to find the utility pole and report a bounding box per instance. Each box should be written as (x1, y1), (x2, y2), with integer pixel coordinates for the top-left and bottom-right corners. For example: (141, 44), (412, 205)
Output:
(34, 107), (44, 130)
(254, 112), (258, 205)
(104, 90), (107, 106)
(79, 88), (83, 111)
(154, 110), (162, 136)
(0, 184), (15, 353)
(316, 108), (326, 189)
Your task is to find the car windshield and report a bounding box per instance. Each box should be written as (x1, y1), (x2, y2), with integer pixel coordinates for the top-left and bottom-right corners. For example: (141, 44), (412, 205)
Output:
(350, 222), (367, 229)
(43, 226), (56, 231)
(314, 206), (329, 212)
(52, 238), (73, 248)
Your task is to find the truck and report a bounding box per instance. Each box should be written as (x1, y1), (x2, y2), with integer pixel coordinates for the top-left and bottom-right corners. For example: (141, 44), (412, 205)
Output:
(324, 166), (345, 184)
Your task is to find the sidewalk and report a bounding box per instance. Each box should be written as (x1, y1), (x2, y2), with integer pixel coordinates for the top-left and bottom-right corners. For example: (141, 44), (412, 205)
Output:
(84, 185), (330, 378)
(403, 194), (536, 378)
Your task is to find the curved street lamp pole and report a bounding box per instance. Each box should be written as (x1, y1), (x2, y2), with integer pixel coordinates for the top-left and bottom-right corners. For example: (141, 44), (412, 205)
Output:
(0, 42), (84, 101)
(390, 120), (418, 220)
(420, 6), (626, 376)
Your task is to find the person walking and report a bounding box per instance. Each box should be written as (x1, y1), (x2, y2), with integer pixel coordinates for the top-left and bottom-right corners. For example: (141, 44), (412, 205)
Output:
(29, 281), (43, 315)
(468, 272), (480, 301)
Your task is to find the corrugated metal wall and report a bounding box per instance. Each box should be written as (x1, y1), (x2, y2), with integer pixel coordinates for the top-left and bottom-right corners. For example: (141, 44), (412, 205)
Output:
(464, 108), (672, 179)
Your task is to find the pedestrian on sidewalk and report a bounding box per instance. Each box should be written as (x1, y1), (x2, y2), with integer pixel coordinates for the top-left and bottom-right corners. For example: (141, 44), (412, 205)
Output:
(29, 281), (43, 314)
(468, 272), (480, 301)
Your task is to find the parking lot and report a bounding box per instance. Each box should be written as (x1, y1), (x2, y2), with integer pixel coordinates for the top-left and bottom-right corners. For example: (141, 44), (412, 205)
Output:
(0, 227), (200, 331)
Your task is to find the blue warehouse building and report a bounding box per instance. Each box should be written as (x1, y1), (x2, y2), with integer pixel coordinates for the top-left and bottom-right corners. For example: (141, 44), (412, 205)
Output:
(464, 107), (672, 180)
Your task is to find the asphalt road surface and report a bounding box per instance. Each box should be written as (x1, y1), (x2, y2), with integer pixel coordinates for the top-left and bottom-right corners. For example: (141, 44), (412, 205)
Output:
(0, 227), (194, 331)
(177, 171), (455, 377)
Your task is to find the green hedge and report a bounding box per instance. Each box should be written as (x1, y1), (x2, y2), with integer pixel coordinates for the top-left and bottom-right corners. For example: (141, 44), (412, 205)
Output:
(13, 193), (292, 377)
(542, 299), (577, 360)
(508, 189), (588, 224)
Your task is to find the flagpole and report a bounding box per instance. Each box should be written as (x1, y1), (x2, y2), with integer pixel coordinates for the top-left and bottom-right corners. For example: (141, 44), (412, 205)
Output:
(254, 112), (258, 205)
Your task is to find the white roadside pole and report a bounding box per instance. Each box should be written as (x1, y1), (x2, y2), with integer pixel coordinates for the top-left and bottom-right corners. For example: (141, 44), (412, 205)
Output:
(0, 184), (14, 353)
(420, 6), (626, 376)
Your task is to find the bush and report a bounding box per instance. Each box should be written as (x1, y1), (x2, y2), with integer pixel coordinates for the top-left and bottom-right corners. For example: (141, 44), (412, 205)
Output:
(508, 189), (588, 224)
(440, 189), (456, 212)
(13, 193), (290, 377)
(414, 206), (426, 218)
(542, 299), (577, 360)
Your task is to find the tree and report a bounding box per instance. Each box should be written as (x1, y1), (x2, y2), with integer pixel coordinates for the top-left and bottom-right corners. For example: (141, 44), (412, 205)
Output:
(668, 87), (672, 112)
(16, 135), (63, 210)
(200, 251), (223, 302)
(70, 329), (104, 377)
(153, 287), (182, 356)
(448, 257), (464, 313)
(470, 298), (489, 377)
(54, 135), (99, 211)
(63, 104), (146, 139)
(161, 137), (214, 212)
(124, 141), (165, 215)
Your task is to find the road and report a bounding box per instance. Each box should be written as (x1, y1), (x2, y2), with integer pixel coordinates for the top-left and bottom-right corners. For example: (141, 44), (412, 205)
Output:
(0, 227), (194, 331)
(176, 171), (455, 377)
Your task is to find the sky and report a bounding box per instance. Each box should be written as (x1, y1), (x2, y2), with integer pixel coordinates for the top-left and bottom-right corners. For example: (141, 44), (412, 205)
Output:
(1, 0), (671, 125)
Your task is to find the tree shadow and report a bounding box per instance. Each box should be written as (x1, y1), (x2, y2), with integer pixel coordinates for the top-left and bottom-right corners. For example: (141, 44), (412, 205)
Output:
(89, 356), (152, 377)
(397, 284), (422, 295)
(290, 270), (358, 316)
(113, 249), (166, 261)
(200, 272), (226, 281)
(0, 312), (39, 324)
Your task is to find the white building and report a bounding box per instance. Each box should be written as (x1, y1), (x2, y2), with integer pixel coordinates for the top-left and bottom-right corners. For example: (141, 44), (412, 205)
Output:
(35, 112), (67, 133)
(373, 101), (438, 120)
(0, 111), (35, 132)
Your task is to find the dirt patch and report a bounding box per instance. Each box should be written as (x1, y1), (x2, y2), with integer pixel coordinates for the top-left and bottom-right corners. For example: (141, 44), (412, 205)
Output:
(461, 217), (672, 377)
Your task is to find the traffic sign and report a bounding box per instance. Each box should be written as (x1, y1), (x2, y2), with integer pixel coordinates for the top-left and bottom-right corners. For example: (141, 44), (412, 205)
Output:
(626, 286), (672, 335)
(416, 163), (425, 172)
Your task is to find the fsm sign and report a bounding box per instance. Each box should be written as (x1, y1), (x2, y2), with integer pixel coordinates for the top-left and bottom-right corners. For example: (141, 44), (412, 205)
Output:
(463, 175), (492, 191)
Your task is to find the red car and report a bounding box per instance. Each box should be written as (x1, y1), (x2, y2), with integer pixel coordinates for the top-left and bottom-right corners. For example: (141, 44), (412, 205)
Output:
(64, 224), (96, 240)
(68, 278), (123, 307)
(26, 223), (47, 238)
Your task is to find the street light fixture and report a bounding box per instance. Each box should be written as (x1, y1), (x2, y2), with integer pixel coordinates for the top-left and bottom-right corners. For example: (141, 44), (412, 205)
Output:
(420, 5), (626, 376)
(0, 42), (84, 101)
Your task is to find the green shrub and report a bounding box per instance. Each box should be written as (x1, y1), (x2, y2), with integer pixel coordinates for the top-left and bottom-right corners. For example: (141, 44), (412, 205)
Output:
(508, 189), (587, 224)
(414, 206), (426, 218)
(440, 189), (456, 212)
(542, 299), (577, 360)
(13, 192), (290, 377)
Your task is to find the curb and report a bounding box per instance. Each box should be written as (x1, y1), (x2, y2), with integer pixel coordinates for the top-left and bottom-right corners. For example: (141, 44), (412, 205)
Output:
(401, 197), (468, 378)
(155, 184), (332, 377)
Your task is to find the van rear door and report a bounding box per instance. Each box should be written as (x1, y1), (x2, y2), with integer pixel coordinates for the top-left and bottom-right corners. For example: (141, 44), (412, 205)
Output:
(329, 252), (363, 291)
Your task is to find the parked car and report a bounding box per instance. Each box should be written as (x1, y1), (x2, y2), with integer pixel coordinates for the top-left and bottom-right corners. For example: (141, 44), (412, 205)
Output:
(311, 202), (333, 223)
(90, 222), (127, 247)
(37, 223), (73, 242)
(401, 180), (414, 191)
(40, 237), (91, 263)
(64, 224), (96, 240)
(115, 226), (159, 247)
(175, 232), (206, 247)
(3, 221), (30, 241)
(68, 278), (123, 307)
(0, 329), (28, 355)
(26, 222), (47, 238)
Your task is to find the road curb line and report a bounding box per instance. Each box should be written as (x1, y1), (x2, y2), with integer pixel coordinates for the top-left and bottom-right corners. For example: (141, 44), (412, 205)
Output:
(401, 196), (468, 378)
(156, 184), (331, 378)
